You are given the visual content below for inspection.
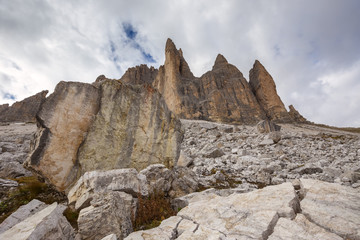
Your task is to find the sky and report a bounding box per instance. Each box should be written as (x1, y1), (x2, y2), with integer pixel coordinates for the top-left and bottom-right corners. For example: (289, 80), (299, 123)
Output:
(0, 0), (359, 127)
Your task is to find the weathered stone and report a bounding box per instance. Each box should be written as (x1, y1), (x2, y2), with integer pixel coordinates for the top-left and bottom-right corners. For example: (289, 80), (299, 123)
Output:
(78, 80), (182, 174)
(203, 148), (225, 158)
(78, 192), (134, 240)
(140, 164), (173, 194)
(288, 105), (307, 123)
(151, 39), (267, 124)
(101, 234), (118, 240)
(0, 202), (75, 240)
(120, 64), (158, 85)
(177, 182), (298, 239)
(0, 123), (36, 179)
(0, 199), (46, 233)
(67, 169), (147, 210)
(256, 120), (281, 133)
(249, 60), (292, 122)
(0, 90), (48, 123)
(25, 81), (100, 192)
(269, 214), (343, 240)
(169, 167), (199, 198)
(300, 178), (360, 239)
(124, 216), (182, 240)
(176, 151), (193, 167)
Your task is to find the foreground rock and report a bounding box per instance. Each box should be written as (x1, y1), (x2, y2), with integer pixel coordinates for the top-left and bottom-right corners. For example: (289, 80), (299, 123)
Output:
(0, 90), (48, 123)
(26, 80), (182, 192)
(125, 179), (359, 239)
(0, 202), (75, 240)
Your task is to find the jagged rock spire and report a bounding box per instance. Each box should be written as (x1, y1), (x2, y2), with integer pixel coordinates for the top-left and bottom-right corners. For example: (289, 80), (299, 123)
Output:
(212, 54), (228, 70)
(249, 60), (292, 122)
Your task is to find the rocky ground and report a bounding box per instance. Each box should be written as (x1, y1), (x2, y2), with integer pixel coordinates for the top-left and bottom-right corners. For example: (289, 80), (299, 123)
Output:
(0, 120), (359, 239)
(180, 119), (360, 191)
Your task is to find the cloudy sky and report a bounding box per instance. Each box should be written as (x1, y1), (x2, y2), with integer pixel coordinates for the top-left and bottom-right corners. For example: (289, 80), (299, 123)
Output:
(0, 0), (359, 127)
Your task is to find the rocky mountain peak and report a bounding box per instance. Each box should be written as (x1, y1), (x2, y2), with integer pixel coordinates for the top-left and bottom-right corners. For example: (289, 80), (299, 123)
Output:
(212, 54), (228, 70)
(120, 64), (158, 85)
(249, 60), (292, 122)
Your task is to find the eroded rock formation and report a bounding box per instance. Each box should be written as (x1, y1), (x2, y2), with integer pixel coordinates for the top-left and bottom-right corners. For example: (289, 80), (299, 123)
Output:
(249, 60), (292, 122)
(151, 39), (267, 124)
(0, 90), (48, 123)
(25, 80), (182, 192)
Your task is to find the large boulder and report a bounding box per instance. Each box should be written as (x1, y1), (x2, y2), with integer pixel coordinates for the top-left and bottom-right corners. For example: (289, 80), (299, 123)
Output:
(78, 80), (182, 174)
(300, 178), (360, 239)
(25, 80), (183, 193)
(77, 192), (134, 240)
(0, 202), (75, 240)
(25, 82), (100, 192)
(67, 168), (148, 211)
(125, 179), (359, 239)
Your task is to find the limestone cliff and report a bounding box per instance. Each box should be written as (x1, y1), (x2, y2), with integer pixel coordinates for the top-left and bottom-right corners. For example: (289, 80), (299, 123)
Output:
(0, 91), (48, 123)
(249, 60), (292, 122)
(25, 80), (182, 192)
(151, 39), (267, 124)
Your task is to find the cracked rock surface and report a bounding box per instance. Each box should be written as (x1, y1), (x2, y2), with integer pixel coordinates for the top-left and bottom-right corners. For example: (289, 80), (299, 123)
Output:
(125, 178), (360, 240)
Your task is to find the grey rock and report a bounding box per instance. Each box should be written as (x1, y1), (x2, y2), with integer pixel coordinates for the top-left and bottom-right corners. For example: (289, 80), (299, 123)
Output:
(204, 148), (225, 158)
(101, 234), (118, 240)
(256, 120), (281, 133)
(78, 192), (134, 240)
(0, 202), (75, 240)
(0, 199), (46, 233)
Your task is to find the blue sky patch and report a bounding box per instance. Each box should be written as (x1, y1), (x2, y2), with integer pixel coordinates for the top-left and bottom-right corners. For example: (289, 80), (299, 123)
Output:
(4, 93), (16, 100)
(123, 23), (137, 40)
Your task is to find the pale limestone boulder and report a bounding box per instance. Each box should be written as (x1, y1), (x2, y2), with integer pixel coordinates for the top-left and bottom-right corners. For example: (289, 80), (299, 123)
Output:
(300, 178), (360, 239)
(67, 169), (147, 210)
(78, 80), (182, 174)
(101, 233), (118, 240)
(269, 214), (343, 240)
(177, 182), (298, 239)
(124, 216), (182, 240)
(0, 202), (74, 240)
(25, 82), (100, 192)
(0, 199), (46, 233)
(78, 192), (134, 240)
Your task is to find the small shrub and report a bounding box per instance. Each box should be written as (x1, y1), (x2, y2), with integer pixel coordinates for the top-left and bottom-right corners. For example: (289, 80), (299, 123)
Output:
(132, 191), (176, 231)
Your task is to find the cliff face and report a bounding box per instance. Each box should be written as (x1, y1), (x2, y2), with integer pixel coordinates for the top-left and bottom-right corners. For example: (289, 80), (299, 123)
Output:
(0, 91), (48, 123)
(124, 38), (305, 124)
(151, 39), (267, 124)
(25, 80), (182, 192)
(249, 60), (292, 122)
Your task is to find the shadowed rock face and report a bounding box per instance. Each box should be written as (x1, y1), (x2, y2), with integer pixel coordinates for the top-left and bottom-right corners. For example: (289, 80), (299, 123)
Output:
(0, 91), (48, 123)
(151, 39), (267, 124)
(25, 80), (182, 192)
(249, 60), (292, 122)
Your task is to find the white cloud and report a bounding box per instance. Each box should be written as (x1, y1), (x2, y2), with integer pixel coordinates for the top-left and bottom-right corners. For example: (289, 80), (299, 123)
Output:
(0, 0), (360, 127)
